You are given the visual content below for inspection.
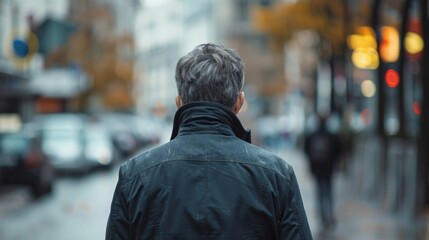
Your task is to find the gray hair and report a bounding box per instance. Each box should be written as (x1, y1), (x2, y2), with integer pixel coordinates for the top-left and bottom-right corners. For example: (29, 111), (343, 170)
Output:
(175, 43), (245, 108)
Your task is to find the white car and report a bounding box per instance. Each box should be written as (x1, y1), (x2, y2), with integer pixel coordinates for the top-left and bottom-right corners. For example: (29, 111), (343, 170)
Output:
(83, 123), (117, 169)
(36, 114), (90, 175)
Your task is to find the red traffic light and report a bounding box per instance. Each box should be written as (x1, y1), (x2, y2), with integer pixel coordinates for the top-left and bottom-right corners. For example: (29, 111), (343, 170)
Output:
(385, 69), (399, 88)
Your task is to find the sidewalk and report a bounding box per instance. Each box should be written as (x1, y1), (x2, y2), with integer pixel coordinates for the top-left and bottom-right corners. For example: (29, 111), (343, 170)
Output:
(272, 148), (429, 240)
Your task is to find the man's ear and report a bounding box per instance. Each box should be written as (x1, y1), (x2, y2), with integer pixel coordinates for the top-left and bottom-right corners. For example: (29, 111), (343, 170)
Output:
(232, 92), (245, 114)
(175, 96), (183, 108)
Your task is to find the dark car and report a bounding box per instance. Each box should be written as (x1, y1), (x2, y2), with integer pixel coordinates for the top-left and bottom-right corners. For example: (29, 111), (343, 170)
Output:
(97, 113), (142, 160)
(98, 113), (163, 160)
(0, 131), (54, 198)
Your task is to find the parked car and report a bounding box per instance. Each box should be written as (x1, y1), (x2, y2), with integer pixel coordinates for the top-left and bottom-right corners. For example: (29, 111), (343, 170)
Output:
(97, 113), (144, 160)
(0, 130), (54, 198)
(36, 114), (91, 175)
(83, 123), (117, 170)
(135, 116), (165, 148)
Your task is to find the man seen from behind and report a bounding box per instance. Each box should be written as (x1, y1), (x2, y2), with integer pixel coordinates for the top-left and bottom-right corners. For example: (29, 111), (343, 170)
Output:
(106, 43), (313, 240)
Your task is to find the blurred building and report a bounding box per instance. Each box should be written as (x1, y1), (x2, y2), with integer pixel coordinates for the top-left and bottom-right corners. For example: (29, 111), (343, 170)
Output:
(4, 0), (140, 115)
(0, 0), (93, 123)
(55, 0), (137, 112)
(134, 0), (284, 120)
(0, 0), (73, 129)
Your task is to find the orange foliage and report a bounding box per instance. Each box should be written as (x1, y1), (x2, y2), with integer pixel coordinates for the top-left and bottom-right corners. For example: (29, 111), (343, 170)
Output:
(46, 1), (135, 111)
(251, 0), (346, 54)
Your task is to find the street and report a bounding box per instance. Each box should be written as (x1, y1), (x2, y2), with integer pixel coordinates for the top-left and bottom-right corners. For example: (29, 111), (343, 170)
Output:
(0, 166), (119, 240)
(0, 146), (428, 240)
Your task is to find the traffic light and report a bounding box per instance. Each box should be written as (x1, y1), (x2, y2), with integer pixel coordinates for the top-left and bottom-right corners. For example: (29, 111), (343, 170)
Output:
(348, 26), (379, 69)
(385, 69), (399, 88)
(351, 48), (379, 69)
(380, 26), (399, 62)
(405, 32), (424, 54)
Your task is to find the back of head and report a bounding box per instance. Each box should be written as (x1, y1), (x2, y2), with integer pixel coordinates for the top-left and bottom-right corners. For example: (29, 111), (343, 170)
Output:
(175, 43), (245, 109)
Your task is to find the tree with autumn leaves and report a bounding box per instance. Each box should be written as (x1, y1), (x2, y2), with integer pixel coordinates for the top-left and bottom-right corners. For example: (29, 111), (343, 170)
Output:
(251, 0), (350, 114)
(251, 0), (347, 56)
(45, 1), (135, 112)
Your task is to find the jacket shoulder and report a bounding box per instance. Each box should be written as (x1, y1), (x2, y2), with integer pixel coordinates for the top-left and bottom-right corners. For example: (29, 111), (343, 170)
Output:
(118, 142), (176, 181)
(240, 143), (294, 178)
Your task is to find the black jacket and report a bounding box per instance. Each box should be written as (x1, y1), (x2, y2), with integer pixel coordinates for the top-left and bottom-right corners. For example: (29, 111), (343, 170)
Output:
(106, 102), (312, 240)
(304, 126), (342, 178)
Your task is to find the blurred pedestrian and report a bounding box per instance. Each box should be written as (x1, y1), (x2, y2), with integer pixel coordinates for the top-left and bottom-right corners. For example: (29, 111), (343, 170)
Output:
(106, 43), (313, 239)
(304, 113), (342, 230)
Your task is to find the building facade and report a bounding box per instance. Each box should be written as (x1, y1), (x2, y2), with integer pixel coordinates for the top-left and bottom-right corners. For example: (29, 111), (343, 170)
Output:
(134, 0), (284, 120)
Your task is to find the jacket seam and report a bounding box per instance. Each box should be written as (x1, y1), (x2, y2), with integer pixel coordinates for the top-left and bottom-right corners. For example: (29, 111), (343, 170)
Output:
(121, 158), (289, 183)
(286, 171), (306, 240)
(138, 171), (157, 238)
(109, 175), (126, 240)
(290, 201), (305, 239)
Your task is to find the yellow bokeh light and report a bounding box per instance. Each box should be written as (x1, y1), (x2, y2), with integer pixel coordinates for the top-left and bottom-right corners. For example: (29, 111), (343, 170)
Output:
(352, 48), (379, 69)
(347, 34), (377, 50)
(380, 26), (399, 62)
(347, 34), (361, 49)
(347, 26), (377, 50)
(405, 32), (424, 54)
(356, 26), (375, 36)
(361, 79), (376, 98)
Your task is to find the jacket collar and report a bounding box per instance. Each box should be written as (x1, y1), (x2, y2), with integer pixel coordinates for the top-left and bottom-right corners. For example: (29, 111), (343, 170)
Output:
(170, 101), (251, 143)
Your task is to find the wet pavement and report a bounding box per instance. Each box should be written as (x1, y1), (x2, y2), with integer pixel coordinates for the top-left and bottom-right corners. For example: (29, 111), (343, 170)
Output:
(274, 148), (429, 240)
(1, 146), (428, 239)
(0, 167), (118, 240)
